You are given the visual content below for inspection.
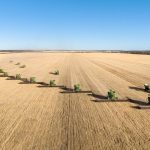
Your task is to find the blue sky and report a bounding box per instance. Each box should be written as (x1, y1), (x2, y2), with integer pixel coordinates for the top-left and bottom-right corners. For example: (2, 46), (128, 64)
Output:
(0, 0), (150, 50)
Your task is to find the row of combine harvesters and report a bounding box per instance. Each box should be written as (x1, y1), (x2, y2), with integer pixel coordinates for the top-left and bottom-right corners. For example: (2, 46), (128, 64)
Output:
(0, 66), (150, 104)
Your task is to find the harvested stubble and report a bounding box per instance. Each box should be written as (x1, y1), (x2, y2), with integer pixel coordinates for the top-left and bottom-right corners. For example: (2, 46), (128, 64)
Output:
(0, 52), (150, 150)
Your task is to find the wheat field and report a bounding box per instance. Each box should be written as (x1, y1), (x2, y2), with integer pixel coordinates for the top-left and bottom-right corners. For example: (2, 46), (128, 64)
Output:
(0, 52), (150, 150)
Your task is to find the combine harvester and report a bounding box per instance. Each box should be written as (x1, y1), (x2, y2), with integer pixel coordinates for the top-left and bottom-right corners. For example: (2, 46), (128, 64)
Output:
(138, 94), (150, 109)
(137, 84), (150, 109)
(135, 84), (150, 109)
(61, 84), (92, 94)
(136, 84), (150, 109)
(91, 89), (128, 102)
(144, 84), (150, 92)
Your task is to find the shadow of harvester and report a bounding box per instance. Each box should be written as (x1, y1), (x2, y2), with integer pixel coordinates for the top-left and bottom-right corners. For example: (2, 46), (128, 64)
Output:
(59, 86), (92, 94)
(128, 98), (148, 106)
(37, 85), (65, 88)
(129, 86), (145, 92)
(6, 76), (16, 80)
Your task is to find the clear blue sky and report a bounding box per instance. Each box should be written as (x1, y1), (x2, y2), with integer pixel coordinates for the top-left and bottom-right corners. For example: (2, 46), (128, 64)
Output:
(0, 0), (150, 50)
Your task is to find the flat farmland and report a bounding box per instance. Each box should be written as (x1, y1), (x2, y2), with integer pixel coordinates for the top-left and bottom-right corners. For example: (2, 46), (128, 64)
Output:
(0, 52), (150, 150)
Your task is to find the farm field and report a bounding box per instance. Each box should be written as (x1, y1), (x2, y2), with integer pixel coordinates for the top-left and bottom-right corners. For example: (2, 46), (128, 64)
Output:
(0, 52), (150, 150)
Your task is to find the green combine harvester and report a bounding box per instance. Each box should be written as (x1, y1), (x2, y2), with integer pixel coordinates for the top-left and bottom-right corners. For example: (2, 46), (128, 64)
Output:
(144, 84), (150, 92)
